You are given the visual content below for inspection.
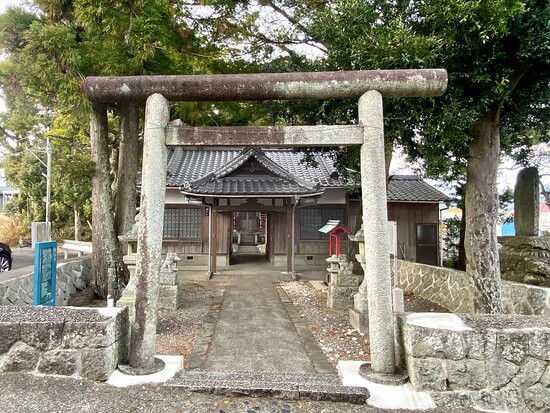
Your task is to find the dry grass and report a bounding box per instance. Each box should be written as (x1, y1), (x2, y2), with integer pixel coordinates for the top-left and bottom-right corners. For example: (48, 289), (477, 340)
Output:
(0, 215), (27, 247)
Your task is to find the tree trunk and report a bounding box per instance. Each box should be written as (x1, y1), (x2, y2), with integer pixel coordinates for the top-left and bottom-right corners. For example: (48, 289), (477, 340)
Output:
(90, 104), (126, 300)
(384, 135), (394, 183)
(458, 205), (466, 271)
(115, 103), (139, 239)
(74, 207), (81, 241)
(457, 185), (466, 271)
(464, 107), (503, 313)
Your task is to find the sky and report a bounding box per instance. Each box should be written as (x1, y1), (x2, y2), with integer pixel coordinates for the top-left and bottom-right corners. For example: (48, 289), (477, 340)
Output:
(0, 0), (547, 198)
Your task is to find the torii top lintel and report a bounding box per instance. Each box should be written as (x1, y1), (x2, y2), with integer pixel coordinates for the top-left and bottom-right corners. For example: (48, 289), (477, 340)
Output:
(82, 69), (447, 104)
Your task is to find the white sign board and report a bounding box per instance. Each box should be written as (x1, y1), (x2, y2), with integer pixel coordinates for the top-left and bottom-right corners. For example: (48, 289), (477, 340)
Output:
(387, 221), (397, 257)
(387, 221), (398, 288)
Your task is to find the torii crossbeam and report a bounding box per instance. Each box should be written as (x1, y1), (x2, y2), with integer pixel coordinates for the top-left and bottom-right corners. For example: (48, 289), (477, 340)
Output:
(83, 69), (448, 382)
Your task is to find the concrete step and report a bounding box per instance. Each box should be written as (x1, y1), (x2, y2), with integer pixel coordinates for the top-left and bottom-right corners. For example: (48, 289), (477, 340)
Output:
(165, 370), (369, 404)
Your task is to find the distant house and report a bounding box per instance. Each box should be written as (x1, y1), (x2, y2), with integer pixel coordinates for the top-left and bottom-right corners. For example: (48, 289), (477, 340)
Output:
(0, 186), (18, 211)
(151, 147), (451, 272)
(0, 163), (18, 212)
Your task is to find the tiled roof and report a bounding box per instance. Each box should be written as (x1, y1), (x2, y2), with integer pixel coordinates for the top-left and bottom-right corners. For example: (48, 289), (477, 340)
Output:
(183, 176), (321, 196)
(163, 148), (451, 202)
(180, 148), (322, 196)
(166, 147), (347, 188)
(387, 175), (452, 202)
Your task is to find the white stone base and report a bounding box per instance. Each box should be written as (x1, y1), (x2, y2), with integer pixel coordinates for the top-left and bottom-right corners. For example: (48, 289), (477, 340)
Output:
(337, 360), (435, 410)
(106, 355), (183, 388)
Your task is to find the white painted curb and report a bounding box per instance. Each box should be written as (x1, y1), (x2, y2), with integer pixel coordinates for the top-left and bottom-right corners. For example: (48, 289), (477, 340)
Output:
(106, 355), (184, 388)
(338, 360), (436, 410)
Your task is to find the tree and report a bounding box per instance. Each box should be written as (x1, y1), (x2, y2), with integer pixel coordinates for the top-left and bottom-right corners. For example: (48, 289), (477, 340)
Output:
(0, 1), (267, 298)
(0, 1), (205, 298)
(202, 0), (549, 313)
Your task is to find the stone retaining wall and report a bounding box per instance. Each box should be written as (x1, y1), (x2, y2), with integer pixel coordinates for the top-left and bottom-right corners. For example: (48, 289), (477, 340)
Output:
(0, 256), (92, 306)
(397, 260), (550, 316)
(399, 313), (550, 412)
(0, 306), (128, 381)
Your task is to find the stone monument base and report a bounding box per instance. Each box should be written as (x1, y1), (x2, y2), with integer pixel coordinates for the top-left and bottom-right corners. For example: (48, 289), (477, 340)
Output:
(349, 308), (369, 334)
(499, 236), (550, 287)
(158, 284), (181, 310)
(392, 287), (405, 312)
(117, 290), (136, 322)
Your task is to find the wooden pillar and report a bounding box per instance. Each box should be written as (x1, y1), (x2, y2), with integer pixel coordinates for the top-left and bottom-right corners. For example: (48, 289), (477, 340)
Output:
(286, 209), (292, 273)
(211, 199), (218, 273)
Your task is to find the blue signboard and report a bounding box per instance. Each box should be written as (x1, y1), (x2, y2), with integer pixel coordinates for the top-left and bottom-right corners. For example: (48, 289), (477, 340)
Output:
(33, 241), (57, 306)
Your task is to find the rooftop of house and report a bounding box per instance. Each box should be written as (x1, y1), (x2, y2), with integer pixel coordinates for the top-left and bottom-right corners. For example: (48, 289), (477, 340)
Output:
(160, 147), (452, 202)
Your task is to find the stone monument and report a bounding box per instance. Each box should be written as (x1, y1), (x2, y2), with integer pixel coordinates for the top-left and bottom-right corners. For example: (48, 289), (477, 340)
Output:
(500, 167), (550, 286)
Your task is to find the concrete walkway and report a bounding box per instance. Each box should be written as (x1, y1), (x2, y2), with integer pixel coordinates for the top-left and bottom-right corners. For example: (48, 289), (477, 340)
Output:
(201, 262), (318, 372)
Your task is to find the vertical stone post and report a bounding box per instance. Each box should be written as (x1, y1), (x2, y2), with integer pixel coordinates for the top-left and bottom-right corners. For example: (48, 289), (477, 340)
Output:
(129, 93), (170, 370)
(514, 166), (540, 236)
(357, 90), (396, 376)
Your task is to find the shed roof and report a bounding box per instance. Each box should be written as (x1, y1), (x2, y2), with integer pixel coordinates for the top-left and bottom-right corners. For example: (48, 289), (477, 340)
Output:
(387, 175), (452, 203)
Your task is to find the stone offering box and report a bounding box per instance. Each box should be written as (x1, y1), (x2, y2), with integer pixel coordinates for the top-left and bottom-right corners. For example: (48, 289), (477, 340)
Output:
(399, 312), (550, 412)
(0, 306), (128, 381)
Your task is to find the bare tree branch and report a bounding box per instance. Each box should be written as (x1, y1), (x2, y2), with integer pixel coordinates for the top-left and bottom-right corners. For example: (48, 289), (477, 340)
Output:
(261, 0), (328, 54)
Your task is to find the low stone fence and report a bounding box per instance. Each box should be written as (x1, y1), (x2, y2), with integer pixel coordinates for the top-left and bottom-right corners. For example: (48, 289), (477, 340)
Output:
(0, 256), (92, 306)
(398, 312), (550, 412)
(0, 306), (128, 381)
(397, 260), (550, 316)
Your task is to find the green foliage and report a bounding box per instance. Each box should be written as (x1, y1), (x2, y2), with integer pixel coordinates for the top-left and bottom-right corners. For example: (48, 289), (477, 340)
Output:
(442, 216), (461, 268)
(0, 1), (232, 238)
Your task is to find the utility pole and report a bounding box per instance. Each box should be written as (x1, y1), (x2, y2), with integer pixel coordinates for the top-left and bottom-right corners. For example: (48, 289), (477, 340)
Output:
(44, 136), (52, 226)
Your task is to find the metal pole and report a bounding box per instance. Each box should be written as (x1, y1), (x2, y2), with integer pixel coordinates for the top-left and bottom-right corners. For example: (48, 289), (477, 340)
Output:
(45, 137), (52, 240)
(207, 205), (212, 276)
(291, 197), (298, 276)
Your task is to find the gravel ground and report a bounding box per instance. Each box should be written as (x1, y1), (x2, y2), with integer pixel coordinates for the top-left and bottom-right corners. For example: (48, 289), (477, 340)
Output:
(280, 281), (370, 369)
(156, 281), (225, 366)
(0, 373), (474, 413)
(403, 293), (449, 313)
(280, 281), (449, 369)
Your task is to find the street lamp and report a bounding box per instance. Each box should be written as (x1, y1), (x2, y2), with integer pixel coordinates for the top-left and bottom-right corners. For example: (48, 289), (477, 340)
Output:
(0, 128), (52, 239)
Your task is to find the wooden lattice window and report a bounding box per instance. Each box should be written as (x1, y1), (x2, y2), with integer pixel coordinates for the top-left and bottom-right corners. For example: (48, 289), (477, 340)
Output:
(300, 207), (345, 240)
(163, 208), (202, 239)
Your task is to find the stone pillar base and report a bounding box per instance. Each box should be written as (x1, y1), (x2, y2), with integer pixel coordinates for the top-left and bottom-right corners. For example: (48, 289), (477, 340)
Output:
(358, 362), (408, 386)
(349, 308), (369, 334)
(158, 284), (181, 310)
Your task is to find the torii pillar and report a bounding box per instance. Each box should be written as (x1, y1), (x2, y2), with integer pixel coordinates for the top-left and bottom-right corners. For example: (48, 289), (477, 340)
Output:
(129, 93), (170, 372)
(83, 69), (447, 378)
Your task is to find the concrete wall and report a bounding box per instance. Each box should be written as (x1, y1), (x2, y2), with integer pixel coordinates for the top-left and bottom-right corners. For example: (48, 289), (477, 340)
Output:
(397, 260), (550, 317)
(0, 306), (128, 381)
(399, 312), (550, 412)
(0, 256), (92, 306)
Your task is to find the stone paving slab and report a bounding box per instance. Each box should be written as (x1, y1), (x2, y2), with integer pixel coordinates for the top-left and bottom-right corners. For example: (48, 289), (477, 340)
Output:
(166, 369), (369, 404)
(201, 274), (320, 373)
(5, 372), (446, 412)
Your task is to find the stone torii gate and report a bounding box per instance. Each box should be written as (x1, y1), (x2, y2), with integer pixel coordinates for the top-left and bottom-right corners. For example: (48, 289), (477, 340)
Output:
(83, 69), (447, 380)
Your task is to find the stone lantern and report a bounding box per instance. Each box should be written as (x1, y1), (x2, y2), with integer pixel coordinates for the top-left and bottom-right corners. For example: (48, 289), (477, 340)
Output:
(117, 215), (181, 323)
(348, 225), (365, 270)
(348, 225), (369, 333)
(117, 224), (139, 322)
